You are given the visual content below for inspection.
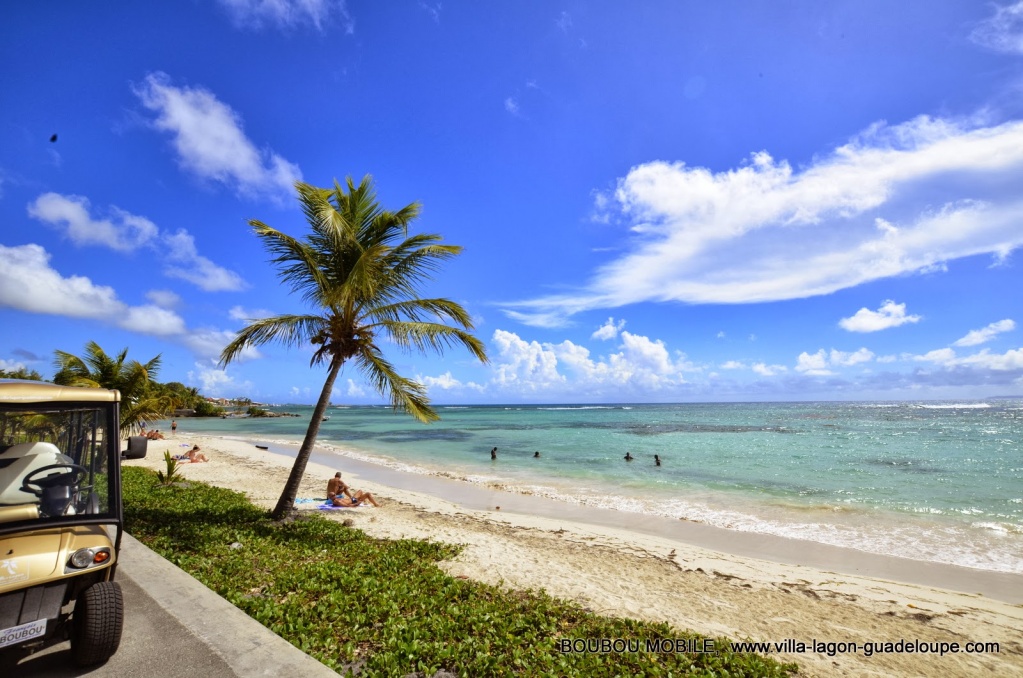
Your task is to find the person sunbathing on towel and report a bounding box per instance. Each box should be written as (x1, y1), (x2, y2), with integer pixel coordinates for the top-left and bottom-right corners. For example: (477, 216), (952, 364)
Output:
(327, 472), (379, 507)
(185, 444), (208, 463)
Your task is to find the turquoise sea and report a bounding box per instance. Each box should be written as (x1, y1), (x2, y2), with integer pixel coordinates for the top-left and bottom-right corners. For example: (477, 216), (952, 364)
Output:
(169, 400), (1023, 574)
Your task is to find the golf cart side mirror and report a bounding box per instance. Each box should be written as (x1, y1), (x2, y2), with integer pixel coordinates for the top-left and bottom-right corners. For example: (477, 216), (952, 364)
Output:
(122, 436), (148, 460)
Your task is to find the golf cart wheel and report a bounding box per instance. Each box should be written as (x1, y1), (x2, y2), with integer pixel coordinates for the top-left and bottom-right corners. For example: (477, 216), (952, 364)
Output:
(70, 581), (124, 667)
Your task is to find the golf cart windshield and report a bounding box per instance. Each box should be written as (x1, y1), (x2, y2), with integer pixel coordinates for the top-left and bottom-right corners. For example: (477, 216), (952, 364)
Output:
(0, 403), (116, 528)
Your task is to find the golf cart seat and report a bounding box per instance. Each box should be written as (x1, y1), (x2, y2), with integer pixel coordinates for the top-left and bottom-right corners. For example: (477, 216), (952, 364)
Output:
(0, 441), (70, 506)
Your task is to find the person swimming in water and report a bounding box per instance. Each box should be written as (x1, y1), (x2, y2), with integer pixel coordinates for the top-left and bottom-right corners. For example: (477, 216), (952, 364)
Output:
(624, 452), (634, 461)
(534, 451), (540, 458)
(654, 454), (661, 466)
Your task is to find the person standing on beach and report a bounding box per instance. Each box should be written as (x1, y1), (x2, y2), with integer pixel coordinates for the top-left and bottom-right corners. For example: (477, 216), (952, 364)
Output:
(171, 419), (177, 433)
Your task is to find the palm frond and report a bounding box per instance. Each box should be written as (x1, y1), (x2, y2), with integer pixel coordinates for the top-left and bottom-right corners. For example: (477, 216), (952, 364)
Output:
(365, 298), (476, 328)
(251, 220), (331, 307)
(373, 320), (489, 363)
(355, 345), (439, 423)
(219, 314), (326, 366)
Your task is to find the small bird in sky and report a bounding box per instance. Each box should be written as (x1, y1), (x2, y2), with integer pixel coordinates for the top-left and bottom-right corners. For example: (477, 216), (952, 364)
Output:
(49, 134), (58, 142)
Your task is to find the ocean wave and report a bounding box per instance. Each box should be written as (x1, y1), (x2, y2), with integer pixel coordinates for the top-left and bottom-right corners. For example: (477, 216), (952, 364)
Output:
(311, 440), (1023, 573)
(537, 406), (618, 410)
(913, 403), (992, 409)
(971, 521), (1023, 535)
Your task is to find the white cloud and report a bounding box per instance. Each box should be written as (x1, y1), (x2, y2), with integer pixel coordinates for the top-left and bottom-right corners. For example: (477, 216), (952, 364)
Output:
(913, 348), (958, 365)
(957, 347), (1023, 370)
(345, 379), (366, 397)
(970, 1), (1023, 54)
(146, 289), (181, 308)
(591, 317), (625, 340)
(162, 230), (246, 292)
(184, 329), (262, 362)
(28, 193), (158, 251)
(795, 350), (833, 376)
(488, 328), (693, 396)
(135, 72), (301, 199)
(752, 363), (786, 376)
(720, 360), (745, 369)
(502, 309), (569, 329)
(830, 348), (874, 366)
(187, 361), (248, 397)
(419, 2), (441, 23)
(0, 359), (26, 372)
(0, 242), (264, 366)
(504, 97), (520, 116)
(28, 192), (244, 292)
(0, 243), (187, 337)
(119, 305), (188, 336)
(418, 371), (482, 393)
(911, 346), (1023, 371)
(504, 115), (1023, 324)
(796, 347), (874, 375)
(491, 330), (565, 391)
(229, 305), (274, 322)
(217, 0), (352, 33)
(420, 372), (460, 389)
(953, 319), (1016, 347)
(556, 11), (572, 32)
(839, 300), (921, 333)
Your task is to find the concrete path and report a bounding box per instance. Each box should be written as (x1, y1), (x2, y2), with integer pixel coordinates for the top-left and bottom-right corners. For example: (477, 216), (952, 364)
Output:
(0, 534), (339, 677)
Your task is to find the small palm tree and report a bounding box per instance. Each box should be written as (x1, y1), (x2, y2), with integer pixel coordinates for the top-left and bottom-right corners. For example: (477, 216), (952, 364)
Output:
(53, 341), (169, 435)
(221, 176), (488, 519)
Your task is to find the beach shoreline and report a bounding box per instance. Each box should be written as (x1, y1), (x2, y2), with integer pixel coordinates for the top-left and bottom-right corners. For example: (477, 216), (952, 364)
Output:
(127, 431), (1023, 678)
(161, 401), (1023, 576)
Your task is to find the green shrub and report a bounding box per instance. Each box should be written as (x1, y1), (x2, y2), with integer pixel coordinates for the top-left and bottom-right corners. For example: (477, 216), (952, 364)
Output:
(192, 400), (225, 417)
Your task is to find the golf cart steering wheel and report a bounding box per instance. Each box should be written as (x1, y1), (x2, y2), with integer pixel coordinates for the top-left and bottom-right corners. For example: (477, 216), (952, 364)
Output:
(21, 463), (89, 497)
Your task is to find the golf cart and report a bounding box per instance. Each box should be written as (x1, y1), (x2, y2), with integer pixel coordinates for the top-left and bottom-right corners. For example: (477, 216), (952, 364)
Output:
(0, 380), (146, 666)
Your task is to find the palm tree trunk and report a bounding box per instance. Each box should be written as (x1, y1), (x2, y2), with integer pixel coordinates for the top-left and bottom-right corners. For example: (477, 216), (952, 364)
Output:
(271, 356), (344, 519)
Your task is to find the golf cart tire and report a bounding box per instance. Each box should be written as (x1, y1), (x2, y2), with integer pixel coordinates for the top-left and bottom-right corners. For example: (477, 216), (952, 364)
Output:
(70, 581), (124, 667)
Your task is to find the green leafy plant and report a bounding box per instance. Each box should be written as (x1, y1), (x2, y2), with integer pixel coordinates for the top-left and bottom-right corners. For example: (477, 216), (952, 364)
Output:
(156, 451), (182, 485)
(122, 467), (796, 677)
(192, 400), (225, 417)
(52, 341), (168, 435)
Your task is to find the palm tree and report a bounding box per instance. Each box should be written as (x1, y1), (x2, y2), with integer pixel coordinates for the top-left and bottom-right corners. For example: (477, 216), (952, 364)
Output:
(221, 176), (488, 519)
(52, 341), (169, 435)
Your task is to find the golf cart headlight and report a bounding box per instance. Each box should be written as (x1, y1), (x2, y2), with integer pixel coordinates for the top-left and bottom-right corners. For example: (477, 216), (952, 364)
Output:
(70, 548), (97, 569)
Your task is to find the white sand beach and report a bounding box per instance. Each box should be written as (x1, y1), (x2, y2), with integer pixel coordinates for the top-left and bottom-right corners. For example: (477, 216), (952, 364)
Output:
(126, 432), (1023, 678)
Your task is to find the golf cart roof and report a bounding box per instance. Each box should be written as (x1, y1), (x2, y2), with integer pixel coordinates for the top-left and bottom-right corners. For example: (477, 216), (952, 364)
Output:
(0, 379), (120, 404)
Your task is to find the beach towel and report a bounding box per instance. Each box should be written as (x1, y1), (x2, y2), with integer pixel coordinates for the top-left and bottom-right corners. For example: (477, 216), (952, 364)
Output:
(318, 501), (363, 510)
(295, 498), (325, 505)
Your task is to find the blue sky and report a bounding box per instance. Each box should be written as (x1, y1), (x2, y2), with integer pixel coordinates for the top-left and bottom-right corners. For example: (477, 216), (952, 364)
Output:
(2, 1), (1023, 404)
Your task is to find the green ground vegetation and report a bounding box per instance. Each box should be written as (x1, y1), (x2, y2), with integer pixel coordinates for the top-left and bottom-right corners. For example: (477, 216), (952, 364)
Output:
(122, 467), (796, 677)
